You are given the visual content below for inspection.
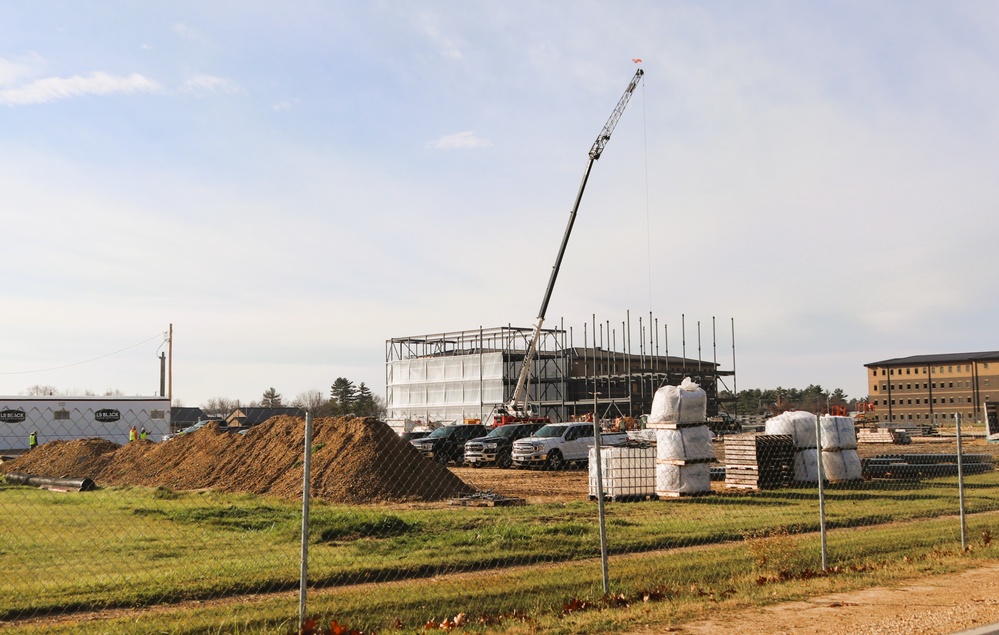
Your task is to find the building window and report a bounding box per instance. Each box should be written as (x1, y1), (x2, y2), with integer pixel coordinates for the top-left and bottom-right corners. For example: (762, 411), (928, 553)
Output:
(906, 368), (911, 374)
(986, 379), (991, 386)
(949, 382), (954, 388)
(874, 385), (879, 391)
(907, 399), (912, 405)
(950, 398), (955, 403)
(907, 384), (911, 390)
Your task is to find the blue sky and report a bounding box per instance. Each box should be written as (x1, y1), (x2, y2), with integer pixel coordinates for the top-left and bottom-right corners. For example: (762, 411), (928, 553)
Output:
(2, 2), (998, 407)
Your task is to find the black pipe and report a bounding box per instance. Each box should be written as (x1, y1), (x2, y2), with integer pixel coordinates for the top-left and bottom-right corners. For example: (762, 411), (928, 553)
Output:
(5, 472), (96, 491)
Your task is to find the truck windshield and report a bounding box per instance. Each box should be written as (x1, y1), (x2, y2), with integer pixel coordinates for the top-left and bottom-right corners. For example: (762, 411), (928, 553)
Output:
(487, 426), (521, 438)
(533, 425), (566, 438)
(427, 427), (455, 439)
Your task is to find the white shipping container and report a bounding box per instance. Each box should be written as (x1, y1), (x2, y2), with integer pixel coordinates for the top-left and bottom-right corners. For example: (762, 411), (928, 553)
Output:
(588, 445), (656, 499)
(0, 397), (172, 451)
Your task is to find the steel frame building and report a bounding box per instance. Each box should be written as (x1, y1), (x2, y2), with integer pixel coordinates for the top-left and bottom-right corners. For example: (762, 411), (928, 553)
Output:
(385, 318), (735, 426)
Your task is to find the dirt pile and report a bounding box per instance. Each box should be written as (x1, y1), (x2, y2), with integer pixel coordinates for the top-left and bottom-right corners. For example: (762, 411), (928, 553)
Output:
(0, 417), (474, 504)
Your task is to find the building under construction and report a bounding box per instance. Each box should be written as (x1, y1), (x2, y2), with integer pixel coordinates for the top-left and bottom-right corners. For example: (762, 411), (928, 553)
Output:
(385, 316), (737, 426)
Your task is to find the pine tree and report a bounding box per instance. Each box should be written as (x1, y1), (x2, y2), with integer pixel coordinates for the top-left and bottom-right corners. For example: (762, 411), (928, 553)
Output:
(330, 377), (357, 415)
(261, 387), (282, 407)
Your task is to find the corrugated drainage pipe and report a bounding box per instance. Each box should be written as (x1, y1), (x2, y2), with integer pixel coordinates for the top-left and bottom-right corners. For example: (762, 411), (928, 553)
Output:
(5, 472), (96, 492)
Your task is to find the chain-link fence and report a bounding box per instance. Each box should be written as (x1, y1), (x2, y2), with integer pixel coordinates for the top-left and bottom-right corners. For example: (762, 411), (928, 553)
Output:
(2, 407), (997, 634)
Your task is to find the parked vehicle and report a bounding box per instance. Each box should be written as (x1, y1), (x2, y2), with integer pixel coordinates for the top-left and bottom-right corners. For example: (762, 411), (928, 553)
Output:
(400, 430), (430, 443)
(464, 422), (547, 468)
(511, 423), (628, 470)
(410, 424), (487, 465)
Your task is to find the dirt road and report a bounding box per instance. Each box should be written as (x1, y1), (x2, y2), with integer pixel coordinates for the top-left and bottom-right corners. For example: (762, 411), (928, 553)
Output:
(643, 563), (999, 635)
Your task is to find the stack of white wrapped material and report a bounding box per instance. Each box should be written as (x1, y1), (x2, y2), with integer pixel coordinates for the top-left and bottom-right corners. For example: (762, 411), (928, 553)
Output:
(766, 411), (819, 482)
(819, 415), (862, 482)
(648, 378), (714, 497)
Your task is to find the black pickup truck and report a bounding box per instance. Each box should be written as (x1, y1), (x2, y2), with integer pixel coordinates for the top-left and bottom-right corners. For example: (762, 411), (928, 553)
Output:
(410, 424), (487, 466)
(463, 422), (547, 468)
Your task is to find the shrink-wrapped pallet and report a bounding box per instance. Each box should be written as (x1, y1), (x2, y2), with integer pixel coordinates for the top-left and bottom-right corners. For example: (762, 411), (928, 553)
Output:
(822, 449), (862, 482)
(819, 416), (858, 451)
(655, 426), (714, 462)
(655, 462), (711, 496)
(648, 378), (707, 426)
(793, 448), (819, 483)
(765, 411), (817, 449)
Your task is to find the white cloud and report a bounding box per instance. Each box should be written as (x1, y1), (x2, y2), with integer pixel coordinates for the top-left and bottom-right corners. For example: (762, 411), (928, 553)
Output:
(0, 72), (159, 106)
(271, 98), (299, 111)
(428, 131), (491, 149)
(179, 74), (241, 95)
(0, 58), (33, 87)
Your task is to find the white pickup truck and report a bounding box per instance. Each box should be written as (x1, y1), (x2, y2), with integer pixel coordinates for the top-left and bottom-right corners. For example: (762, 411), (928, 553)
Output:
(511, 422), (628, 470)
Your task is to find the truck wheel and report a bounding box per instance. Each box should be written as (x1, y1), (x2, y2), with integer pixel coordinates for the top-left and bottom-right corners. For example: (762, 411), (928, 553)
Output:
(498, 451), (513, 469)
(435, 452), (449, 465)
(546, 450), (565, 471)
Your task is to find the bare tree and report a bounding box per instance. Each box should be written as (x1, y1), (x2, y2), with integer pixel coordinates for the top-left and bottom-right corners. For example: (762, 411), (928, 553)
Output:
(25, 385), (58, 396)
(201, 397), (240, 420)
(292, 389), (330, 415)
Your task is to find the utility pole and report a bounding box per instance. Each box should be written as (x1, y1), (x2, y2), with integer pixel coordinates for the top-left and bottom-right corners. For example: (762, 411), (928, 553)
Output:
(168, 323), (173, 403)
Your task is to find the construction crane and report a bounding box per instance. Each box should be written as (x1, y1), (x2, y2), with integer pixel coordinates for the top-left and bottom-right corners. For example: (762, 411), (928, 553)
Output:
(498, 68), (645, 424)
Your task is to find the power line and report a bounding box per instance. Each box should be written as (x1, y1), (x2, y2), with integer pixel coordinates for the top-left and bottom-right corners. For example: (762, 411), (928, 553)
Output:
(0, 333), (166, 375)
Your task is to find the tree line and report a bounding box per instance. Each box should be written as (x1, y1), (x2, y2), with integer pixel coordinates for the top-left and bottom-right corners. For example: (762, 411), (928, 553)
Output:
(718, 385), (858, 417)
(200, 378), (385, 419)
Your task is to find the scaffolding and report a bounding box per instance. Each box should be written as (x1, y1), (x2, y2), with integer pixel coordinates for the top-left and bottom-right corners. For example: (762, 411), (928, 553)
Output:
(385, 314), (737, 427)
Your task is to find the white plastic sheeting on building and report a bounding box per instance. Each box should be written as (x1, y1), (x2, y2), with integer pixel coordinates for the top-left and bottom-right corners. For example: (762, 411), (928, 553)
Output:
(386, 353), (507, 424)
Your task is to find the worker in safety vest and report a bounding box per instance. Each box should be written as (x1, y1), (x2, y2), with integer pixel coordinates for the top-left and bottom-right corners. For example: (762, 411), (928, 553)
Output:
(29, 431), (37, 451)
(140, 428), (148, 440)
(129, 426), (137, 442)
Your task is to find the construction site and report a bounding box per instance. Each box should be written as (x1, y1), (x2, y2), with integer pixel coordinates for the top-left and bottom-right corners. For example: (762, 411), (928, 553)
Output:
(385, 317), (737, 429)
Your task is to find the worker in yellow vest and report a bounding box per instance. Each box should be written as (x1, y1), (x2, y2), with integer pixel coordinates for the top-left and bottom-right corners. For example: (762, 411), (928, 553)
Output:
(140, 428), (148, 440)
(29, 431), (37, 451)
(129, 426), (137, 442)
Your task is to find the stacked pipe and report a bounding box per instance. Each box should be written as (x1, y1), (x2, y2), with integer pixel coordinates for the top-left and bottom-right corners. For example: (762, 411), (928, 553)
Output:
(647, 378), (714, 497)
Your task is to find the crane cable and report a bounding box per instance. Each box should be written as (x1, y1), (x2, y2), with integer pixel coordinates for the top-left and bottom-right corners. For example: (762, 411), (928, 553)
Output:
(640, 71), (654, 315)
(0, 332), (166, 375)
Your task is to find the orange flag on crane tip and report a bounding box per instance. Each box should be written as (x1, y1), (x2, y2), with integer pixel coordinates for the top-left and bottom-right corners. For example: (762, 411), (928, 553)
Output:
(632, 58), (643, 63)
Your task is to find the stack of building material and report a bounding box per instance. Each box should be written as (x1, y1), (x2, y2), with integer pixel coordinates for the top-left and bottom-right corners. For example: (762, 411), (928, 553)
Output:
(765, 411), (819, 482)
(647, 378), (714, 497)
(819, 415), (862, 482)
(723, 433), (795, 490)
(588, 444), (657, 501)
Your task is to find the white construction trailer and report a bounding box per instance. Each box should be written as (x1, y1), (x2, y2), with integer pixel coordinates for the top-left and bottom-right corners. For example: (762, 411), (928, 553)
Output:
(0, 396), (171, 452)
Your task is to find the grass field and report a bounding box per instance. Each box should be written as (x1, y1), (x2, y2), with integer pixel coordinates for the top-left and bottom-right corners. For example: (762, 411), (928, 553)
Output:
(2, 469), (999, 634)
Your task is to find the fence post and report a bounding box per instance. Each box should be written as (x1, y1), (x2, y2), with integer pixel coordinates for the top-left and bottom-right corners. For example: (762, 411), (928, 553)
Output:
(593, 315), (610, 595)
(955, 413), (967, 550)
(814, 413), (827, 570)
(299, 412), (314, 629)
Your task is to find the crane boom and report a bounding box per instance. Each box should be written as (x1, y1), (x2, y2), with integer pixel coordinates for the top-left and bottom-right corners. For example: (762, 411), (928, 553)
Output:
(506, 68), (644, 417)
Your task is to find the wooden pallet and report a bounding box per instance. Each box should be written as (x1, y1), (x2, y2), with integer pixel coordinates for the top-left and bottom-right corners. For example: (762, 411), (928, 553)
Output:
(656, 489), (712, 498)
(723, 433), (794, 490)
(646, 421), (709, 430)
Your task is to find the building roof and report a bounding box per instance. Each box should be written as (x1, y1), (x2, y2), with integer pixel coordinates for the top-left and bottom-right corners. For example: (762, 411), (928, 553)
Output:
(865, 351), (999, 367)
(171, 407), (205, 426)
(226, 407), (305, 426)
